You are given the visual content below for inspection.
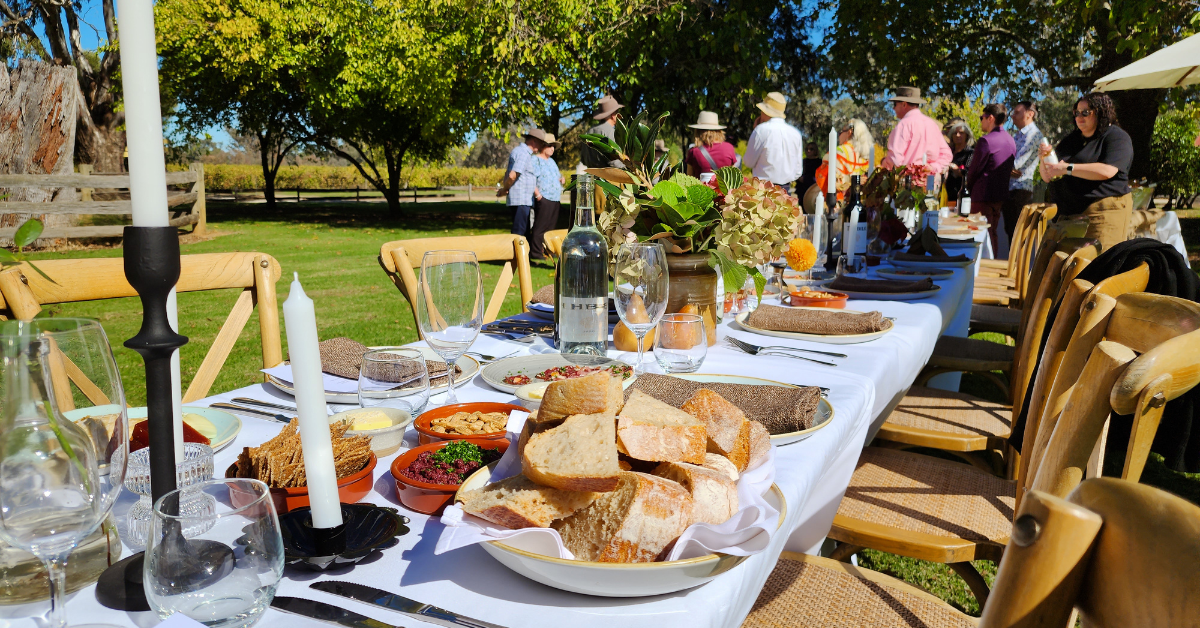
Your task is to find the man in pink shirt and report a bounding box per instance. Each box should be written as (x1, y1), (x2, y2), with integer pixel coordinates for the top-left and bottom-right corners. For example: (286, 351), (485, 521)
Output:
(880, 87), (953, 173)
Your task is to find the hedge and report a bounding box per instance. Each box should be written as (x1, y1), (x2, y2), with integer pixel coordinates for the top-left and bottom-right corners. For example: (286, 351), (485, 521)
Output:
(168, 164), (507, 192)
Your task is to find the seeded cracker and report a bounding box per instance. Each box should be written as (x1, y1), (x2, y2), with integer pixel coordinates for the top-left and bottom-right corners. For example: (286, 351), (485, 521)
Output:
(235, 418), (371, 488)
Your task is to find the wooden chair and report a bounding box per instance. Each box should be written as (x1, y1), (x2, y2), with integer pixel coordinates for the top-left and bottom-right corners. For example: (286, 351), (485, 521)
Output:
(827, 292), (1200, 608)
(543, 229), (569, 259)
(0, 253), (283, 403)
(743, 478), (1200, 628)
(378, 234), (534, 338)
(973, 203), (1057, 306)
(971, 219), (1072, 335)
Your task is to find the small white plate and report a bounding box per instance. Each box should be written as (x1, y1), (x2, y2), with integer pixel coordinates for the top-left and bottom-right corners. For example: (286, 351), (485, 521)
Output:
(481, 354), (635, 393)
(874, 267), (955, 280)
(667, 373), (834, 445)
(67, 405), (243, 452)
(526, 301), (620, 323)
(266, 347), (480, 404)
(887, 255), (975, 269)
(938, 239), (981, 249)
(837, 285), (941, 301)
(734, 309), (893, 345)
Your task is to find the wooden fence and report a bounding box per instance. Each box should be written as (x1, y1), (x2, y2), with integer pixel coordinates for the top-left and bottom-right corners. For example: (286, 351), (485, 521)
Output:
(0, 162), (206, 240)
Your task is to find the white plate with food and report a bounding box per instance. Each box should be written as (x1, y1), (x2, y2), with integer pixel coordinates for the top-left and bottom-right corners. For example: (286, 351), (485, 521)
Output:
(835, 285), (941, 301)
(886, 255), (975, 269)
(481, 354), (635, 393)
(667, 373), (833, 445)
(266, 347), (480, 404)
(66, 405), (242, 453)
(874, 267), (955, 280)
(734, 309), (893, 345)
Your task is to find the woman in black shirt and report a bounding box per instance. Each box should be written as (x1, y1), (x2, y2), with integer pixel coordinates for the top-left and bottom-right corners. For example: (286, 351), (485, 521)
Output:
(943, 119), (975, 203)
(1039, 92), (1134, 251)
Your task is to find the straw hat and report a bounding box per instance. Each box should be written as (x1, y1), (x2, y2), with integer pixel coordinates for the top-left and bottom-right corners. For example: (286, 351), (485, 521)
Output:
(888, 86), (926, 105)
(592, 96), (624, 120)
(524, 128), (548, 142)
(688, 111), (726, 130)
(756, 92), (787, 119)
(653, 139), (667, 153)
(542, 133), (560, 147)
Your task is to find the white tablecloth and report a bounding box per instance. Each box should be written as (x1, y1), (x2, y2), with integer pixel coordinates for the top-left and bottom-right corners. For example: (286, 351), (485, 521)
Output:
(17, 262), (977, 628)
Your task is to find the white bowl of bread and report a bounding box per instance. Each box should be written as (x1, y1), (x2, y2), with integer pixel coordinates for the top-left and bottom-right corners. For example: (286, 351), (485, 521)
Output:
(454, 371), (785, 597)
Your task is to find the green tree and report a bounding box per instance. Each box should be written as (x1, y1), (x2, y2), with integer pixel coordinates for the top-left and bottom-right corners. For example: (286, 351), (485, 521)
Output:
(1150, 109), (1200, 209)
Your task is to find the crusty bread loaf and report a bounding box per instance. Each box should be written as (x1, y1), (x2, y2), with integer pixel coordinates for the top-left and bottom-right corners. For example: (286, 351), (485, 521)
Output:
(516, 414), (566, 458)
(701, 452), (740, 482)
(616, 390), (707, 464)
(681, 389), (752, 471)
(537, 372), (624, 422)
(553, 471), (693, 562)
(747, 420), (771, 471)
(522, 413), (621, 491)
(459, 473), (597, 529)
(651, 461), (738, 525)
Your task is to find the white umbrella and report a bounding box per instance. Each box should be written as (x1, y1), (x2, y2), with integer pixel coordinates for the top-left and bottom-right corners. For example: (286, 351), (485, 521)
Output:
(1094, 32), (1200, 91)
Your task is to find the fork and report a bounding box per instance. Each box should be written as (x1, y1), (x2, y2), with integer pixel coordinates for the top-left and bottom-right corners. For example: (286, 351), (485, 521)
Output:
(466, 349), (520, 364)
(725, 339), (838, 367)
(727, 336), (848, 359)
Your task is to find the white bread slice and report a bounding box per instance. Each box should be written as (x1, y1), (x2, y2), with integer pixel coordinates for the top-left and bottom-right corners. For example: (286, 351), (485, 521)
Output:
(522, 413), (621, 492)
(458, 473), (597, 529)
(616, 390), (707, 464)
(701, 452), (740, 482)
(681, 389), (752, 471)
(651, 461), (738, 525)
(553, 471), (693, 562)
(747, 420), (771, 471)
(537, 372), (624, 422)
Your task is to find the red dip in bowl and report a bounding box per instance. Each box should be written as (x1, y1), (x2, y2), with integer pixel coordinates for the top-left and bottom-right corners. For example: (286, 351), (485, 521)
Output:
(396, 442), (503, 486)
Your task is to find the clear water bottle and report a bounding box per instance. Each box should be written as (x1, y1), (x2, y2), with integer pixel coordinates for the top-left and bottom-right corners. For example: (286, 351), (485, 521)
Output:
(555, 174), (609, 355)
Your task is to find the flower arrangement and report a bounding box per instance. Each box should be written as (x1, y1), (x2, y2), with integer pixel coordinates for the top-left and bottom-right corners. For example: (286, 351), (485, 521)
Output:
(784, 238), (817, 272)
(862, 163), (941, 215)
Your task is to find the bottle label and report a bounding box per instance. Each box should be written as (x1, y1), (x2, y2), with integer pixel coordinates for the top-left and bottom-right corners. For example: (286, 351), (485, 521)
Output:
(841, 223), (868, 254)
(558, 296), (607, 343)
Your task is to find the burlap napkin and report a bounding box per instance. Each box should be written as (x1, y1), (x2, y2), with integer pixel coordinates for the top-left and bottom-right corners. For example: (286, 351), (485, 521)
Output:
(530, 285), (555, 305)
(300, 337), (458, 382)
(901, 227), (968, 262)
(745, 304), (891, 335)
(625, 373), (821, 434)
(828, 276), (934, 294)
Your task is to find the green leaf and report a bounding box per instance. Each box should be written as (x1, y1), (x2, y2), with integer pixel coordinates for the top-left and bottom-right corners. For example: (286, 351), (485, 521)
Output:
(749, 266), (767, 304)
(671, 200), (703, 221)
(670, 172), (702, 188)
(24, 261), (56, 285)
(649, 180), (685, 205)
(709, 249), (748, 297)
(685, 184), (715, 209)
(14, 219), (43, 248)
(594, 178), (625, 199)
(715, 166), (743, 194)
(0, 249), (16, 262)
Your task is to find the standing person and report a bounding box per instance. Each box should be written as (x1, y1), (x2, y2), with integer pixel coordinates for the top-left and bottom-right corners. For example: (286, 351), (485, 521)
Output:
(965, 103), (1016, 251)
(530, 134), (563, 260)
(943, 119), (976, 202)
(880, 87), (953, 173)
(685, 111), (738, 176)
(581, 96), (625, 169)
(498, 128), (545, 238)
(1039, 92), (1135, 252)
(1004, 101), (1045, 244)
(798, 142), (820, 196)
(742, 92), (804, 192)
(815, 118), (873, 201)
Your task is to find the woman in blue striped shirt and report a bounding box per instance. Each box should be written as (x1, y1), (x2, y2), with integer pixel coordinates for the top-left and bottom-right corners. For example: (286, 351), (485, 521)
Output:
(531, 134), (564, 260)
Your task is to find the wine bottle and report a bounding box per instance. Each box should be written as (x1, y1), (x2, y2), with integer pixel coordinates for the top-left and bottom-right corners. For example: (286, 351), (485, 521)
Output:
(959, 171), (972, 216)
(841, 175), (866, 256)
(555, 174), (609, 355)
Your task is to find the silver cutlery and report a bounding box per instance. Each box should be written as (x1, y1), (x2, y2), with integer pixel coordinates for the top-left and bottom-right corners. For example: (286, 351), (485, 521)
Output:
(465, 349), (520, 364)
(726, 336), (848, 359)
(724, 338), (837, 367)
(232, 397), (298, 413)
(209, 402), (292, 423)
(272, 596), (401, 628)
(311, 580), (508, 628)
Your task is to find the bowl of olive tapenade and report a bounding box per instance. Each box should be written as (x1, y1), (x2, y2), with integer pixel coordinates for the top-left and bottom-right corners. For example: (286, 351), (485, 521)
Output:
(390, 438), (508, 514)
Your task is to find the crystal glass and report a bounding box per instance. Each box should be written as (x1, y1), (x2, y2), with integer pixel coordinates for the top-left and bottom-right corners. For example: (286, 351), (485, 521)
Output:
(121, 442), (215, 549)
(0, 318), (128, 628)
(613, 242), (669, 375)
(358, 348), (430, 416)
(836, 254), (867, 277)
(416, 250), (483, 406)
(144, 478), (284, 628)
(653, 314), (707, 373)
(798, 214), (828, 271)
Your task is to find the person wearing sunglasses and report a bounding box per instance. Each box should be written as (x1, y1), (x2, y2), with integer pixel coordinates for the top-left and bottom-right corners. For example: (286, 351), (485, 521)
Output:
(1039, 92), (1134, 251)
(965, 103), (1016, 251)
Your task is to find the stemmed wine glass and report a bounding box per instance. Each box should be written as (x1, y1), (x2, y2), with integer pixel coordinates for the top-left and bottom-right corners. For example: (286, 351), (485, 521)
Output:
(613, 242), (669, 375)
(416, 250), (483, 406)
(0, 318), (128, 628)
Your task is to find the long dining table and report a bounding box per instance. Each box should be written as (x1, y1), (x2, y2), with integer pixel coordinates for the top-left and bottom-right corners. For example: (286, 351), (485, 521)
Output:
(15, 245), (984, 628)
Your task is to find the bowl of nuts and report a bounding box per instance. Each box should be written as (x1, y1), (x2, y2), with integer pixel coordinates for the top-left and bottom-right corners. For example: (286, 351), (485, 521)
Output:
(413, 402), (525, 445)
(787, 289), (850, 309)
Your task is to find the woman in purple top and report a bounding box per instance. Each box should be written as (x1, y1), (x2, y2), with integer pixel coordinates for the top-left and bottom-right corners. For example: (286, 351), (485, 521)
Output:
(685, 111), (739, 176)
(965, 103), (1016, 251)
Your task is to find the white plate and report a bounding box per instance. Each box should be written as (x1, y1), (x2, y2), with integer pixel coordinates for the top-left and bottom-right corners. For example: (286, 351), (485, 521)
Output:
(266, 347), (480, 404)
(481, 354), (635, 393)
(874, 267), (955, 280)
(67, 405), (242, 453)
(667, 373), (833, 445)
(526, 302), (620, 323)
(938, 239), (981, 249)
(837, 285), (940, 301)
(887, 255), (975, 269)
(734, 309), (893, 345)
(459, 465), (786, 597)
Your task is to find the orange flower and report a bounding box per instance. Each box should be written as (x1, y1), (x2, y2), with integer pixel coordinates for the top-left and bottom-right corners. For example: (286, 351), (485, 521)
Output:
(785, 238), (817, 271)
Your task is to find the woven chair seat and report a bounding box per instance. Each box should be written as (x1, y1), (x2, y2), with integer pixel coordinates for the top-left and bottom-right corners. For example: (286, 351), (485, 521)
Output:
(979, 258), (1008, 271)
(976, 275), (1017, 288)
(970, 304), (1021, 336)
(836, 447), (1015, 544)
(877, 386), (1012, 451)
(743, 552), (976, 628)
(928, 335), (1015, 372)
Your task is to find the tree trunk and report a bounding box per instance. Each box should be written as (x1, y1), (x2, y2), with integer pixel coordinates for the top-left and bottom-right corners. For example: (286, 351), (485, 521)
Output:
(1107, 88), (1163, 181)
(260, 146), (277, 210)
(387, 163), (403, 215)
(75, 119), (125, 173)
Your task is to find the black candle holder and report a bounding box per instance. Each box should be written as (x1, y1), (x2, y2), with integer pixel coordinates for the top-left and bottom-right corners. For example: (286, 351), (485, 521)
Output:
(96, 226), (189, 611)
(823, 192), (840, 273)
(279, 504), (409, 571)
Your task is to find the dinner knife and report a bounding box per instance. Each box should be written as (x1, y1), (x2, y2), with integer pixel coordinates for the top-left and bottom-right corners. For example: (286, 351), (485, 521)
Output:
(271, 595), (402, 628)
(310, 581), (507, 628)
(209, 402), (292, 423)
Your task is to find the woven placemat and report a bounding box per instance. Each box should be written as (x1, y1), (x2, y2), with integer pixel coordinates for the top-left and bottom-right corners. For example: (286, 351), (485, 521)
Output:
(745, 304), (890, 335)
(624, 373), (820, 434)
(316, 338), (369, 379)
(828, 276), (934, 294)
(530, 285), (555, 305)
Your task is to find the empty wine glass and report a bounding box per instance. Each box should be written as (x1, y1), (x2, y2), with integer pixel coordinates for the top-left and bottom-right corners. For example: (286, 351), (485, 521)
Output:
(416, 250), (483, 406)
(358, 348), (430, 415)
(613, 242), (669, 375)
(0, 318), (128, 628)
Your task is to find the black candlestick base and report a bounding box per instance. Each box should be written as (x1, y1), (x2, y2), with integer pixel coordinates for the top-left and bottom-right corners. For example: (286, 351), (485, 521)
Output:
(279, 504), (409, 571)
(95, 554), (149, 611)
(823, 192), (840, 273)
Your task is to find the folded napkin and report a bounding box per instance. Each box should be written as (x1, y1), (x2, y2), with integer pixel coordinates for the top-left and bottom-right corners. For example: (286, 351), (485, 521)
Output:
(828, 276), (935, 294)
(891, 252), (969, 263)
(312, 337), (370, 379)
(530, 284), (555, 305)
(907, 227), (948, 256)
(625, 372), (821, 434)
(745, 303), (891, 339)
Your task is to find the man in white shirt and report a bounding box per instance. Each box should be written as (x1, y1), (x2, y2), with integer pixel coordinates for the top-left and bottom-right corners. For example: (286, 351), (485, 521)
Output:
(742, 92), (804, 193)
(1004, 100), (1045, 245)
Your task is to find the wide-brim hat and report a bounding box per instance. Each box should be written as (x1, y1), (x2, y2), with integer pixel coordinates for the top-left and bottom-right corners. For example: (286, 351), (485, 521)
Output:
(524, 128), (548, 142)
(653, 139), (667, 152)
(688, 110), (726, 130)
(542, 133), (560, 147)
(756, 92), (787, 118)
(888, 86), (926, 104)
(592, 96), (624, 120)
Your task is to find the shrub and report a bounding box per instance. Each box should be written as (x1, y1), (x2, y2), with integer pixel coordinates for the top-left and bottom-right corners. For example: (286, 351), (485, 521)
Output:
(171, 164), (507, 192)
(1149, 109), (1200, 209)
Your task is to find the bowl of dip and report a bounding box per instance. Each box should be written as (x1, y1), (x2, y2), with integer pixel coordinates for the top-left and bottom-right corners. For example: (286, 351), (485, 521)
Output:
(513, 382), (553, 411)
(390, 438), (509, 515)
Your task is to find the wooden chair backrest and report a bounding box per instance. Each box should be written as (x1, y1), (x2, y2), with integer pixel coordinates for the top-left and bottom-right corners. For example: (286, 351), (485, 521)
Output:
(1008, 203), (1057, 296)
(544, 229), (569, 259)
(0, 252), (283, 403)
(980, 478), (1200, 628)
(378, 234), (533, 338)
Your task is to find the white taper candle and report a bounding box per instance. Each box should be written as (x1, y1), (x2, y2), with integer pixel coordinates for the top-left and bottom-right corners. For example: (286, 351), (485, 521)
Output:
(868, 145), (875, 176)
(847, 208), (860, 265)
(827, 127), (838, 194)
(813, 194), (823, 250)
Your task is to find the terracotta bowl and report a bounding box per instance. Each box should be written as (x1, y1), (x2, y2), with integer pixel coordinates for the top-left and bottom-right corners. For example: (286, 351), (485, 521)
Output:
(788, 290), (849, 309)
(225, 453), (376, 515)
(390, 438), (509, 515)
(413, 402), (524, 445)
